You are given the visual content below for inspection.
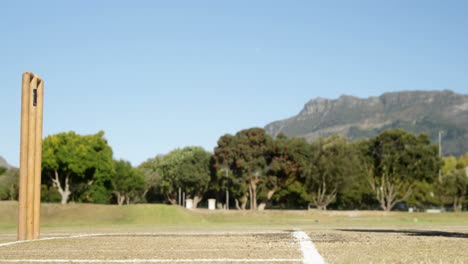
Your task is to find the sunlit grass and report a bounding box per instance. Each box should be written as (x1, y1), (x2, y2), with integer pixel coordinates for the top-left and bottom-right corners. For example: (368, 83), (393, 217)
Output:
(0, 201), (466, 231)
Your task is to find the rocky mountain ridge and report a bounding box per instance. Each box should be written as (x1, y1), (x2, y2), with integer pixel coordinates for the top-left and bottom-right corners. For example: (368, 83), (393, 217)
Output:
(265, 90), (468, 156)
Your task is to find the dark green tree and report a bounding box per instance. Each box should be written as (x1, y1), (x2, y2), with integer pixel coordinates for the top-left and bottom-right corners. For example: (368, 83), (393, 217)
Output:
(111, 160), (145, 205)
(213, 134), (249, 209)
(137, 155), (164, 203)
(261, 135), (310, 210)
(364, 129), (441, 211)
(304, 136), (359, 210)
(214, 128), (271, 210)
(439, 154), (468, 211)
(145, 147), (212, 208)
(271, 180), (310, 209)
(0, 168), (19, 200)
(234, 128), (271, 210)
(176, 147), (212, 208)
(332, 140), (374, 210)
(42, 131), (114, 204)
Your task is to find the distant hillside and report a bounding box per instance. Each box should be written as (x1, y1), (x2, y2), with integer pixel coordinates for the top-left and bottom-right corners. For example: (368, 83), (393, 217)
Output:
(265, 90), (468, 157)
(0, 156), (11, 169)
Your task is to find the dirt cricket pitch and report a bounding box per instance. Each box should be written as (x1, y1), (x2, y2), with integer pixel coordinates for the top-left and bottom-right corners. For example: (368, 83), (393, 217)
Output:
(0, 227), (466, 264)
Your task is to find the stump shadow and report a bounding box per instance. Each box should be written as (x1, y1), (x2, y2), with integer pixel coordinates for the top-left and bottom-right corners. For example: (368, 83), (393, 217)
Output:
(337, 229), (468, 238)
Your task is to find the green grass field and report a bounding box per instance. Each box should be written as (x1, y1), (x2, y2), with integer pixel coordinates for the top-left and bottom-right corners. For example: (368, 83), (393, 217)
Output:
(0, 201), (467, 263)
(1, 201), (466, 230)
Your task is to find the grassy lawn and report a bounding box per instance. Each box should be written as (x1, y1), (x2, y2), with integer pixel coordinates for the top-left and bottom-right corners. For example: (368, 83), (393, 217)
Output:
(1, 201), (467, 231)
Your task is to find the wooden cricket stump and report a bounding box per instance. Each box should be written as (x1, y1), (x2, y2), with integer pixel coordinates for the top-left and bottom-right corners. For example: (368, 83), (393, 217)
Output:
(18, 72), (44, 241)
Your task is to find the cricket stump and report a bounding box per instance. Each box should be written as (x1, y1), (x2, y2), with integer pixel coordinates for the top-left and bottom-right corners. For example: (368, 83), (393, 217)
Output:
(18, 72), (44, 241)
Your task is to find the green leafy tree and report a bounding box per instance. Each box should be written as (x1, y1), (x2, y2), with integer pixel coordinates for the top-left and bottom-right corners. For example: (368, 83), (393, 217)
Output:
(146, 147), (212, 208)
(405, 181), (438, 208)
(442, 156), (458, 175)
(304, 136), (359, 210)
(442, 169), (468, 211)
(332, 141), (375, 210)
(111, 160), (145, 205)
(261, 135), (310, 210)
(271, 180), (309, 209)
(0, 166), (7, 199)
(137, 155), (164, 203)
(364, 129), (441, 211)
(439, 154), (468, 211)
(213, 134), (249, 209)
(41, 131), (114, 204)
(41, 185), (61, 203)
(0, 168), (19, 200)
(214, 128), (271, 210)
(210, 167), (247, 209)
(234, 128), (271, 210)
(214, 130), (313, 210)
(176, 147), (212, 208)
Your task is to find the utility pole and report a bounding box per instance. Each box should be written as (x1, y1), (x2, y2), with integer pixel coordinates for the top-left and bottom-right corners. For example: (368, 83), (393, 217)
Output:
(226, 190), (229, 210)
(438, 131), (444, 181)
(182, 192), (186, 208)
(437, 130), (444, 209)
(178, 187), (181, 206)
(439, 131), (443, 157)
(225, 168), (229, 210)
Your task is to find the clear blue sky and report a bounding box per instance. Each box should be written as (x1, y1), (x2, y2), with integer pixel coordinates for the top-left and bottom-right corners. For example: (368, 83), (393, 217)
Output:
(1, 1), (468, 167)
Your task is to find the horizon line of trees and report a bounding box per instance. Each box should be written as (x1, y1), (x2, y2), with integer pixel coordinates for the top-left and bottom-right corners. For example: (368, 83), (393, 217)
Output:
(1, 128), (467, 211)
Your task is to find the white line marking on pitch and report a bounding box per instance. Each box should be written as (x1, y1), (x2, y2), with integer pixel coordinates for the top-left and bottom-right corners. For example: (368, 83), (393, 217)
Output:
(0, 234), (100, 248)
(0, 259), (302, 263)
(0, 231), (291, 248)
(292, 231), (326, 264)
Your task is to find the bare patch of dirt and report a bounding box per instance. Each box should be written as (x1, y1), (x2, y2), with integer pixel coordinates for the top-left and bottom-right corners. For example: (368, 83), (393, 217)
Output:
(311, 229), (468, 263)
(0, 232), (301, 263)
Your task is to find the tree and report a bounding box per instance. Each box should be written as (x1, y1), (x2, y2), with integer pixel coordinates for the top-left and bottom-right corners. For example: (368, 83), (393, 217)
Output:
(213, 129), (313, 210)
(111, 160), (145, 205)
(304, 136), (358, 210)
(441, 169), (468, 211)
(138, 155), (164, 203)
(439, 154), (468, 211)
(213, 134), (249, 210)
(331, 140), (375, 210)
(0, 167), (6, 176)
(176, 147), (212, 208)
(260, 135), (310, 210)
(41, 131), (114, 204)
(234, 128), (271, 210)
(271, 180), (310, 209)
(0, 168), (19, 200)
(364, 129), (441, 211)
(145, 147), (212, 208)
(213, 128), (271, 210)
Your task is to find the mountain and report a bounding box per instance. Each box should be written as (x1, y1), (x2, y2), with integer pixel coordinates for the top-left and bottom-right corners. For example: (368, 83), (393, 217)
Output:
(0, 156), (11, 169)
(265, 90), (468, 157)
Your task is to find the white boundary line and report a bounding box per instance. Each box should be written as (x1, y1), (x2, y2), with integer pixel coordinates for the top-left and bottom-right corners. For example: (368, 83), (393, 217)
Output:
(0, 259), (302, 263)
(0, 231), (292, 248)
(292, 231), (326, 264)
(0, 234), (99, 248)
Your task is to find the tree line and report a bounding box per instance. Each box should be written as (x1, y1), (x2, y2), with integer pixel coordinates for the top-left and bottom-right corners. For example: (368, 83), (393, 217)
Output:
(1, 128), (467, 211)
